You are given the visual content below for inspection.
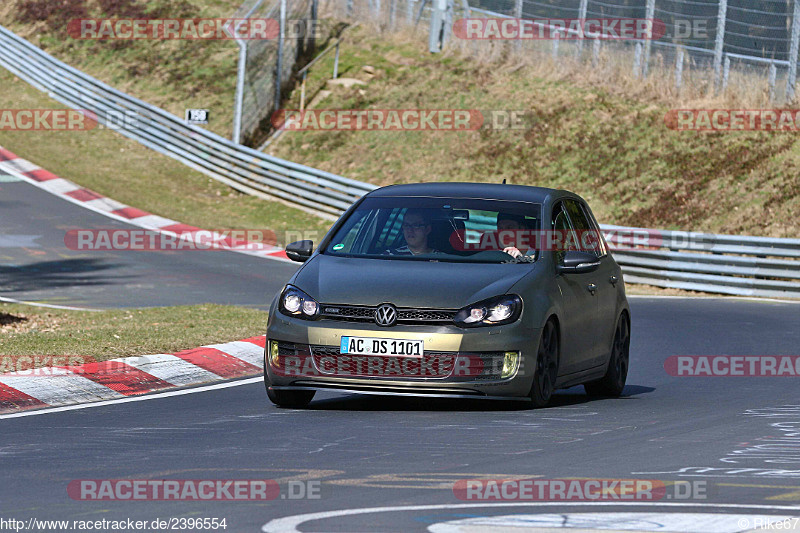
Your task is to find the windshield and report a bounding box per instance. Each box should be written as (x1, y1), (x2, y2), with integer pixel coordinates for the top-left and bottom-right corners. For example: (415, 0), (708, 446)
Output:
(323, 196), (542, 263)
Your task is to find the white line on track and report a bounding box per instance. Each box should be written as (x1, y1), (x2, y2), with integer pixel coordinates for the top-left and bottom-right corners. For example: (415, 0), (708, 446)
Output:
(0, 295), (101, 311)
(0, 377), (262, 421)
(260, 502), (800, 533)
(0, 160), (290, 263)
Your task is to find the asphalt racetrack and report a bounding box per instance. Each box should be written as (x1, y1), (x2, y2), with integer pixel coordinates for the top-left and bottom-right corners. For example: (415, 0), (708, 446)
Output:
(2, 171), (800, 532)
(0, 173), (298, 309)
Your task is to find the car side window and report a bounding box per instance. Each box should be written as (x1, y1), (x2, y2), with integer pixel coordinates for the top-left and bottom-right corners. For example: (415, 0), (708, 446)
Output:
(564, 199), (603, 258)
(551, 202), (573, 264)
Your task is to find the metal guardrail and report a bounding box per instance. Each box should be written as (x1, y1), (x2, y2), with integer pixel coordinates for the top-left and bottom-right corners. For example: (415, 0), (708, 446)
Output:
(1, 26), (799, 298)
(601, 225), (800, 298)
(0, 25), (375, 219)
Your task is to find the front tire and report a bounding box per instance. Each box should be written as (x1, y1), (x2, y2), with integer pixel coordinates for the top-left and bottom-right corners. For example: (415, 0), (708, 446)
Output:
(266, 387), (315, 408)
(584, 313), (630, 397)
(530, 319), (559, 408)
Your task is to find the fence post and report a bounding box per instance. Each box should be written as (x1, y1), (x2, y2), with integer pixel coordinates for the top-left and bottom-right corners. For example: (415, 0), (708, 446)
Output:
(389, 0), (397, 29)
(406, 0), (415, 24)
(428, 0), (447, 52)
(675, 47), (684, 91)
(768, 60), (777, 103)
(722, 54), (730, 91)
(274, 0), (286, 110)
(514, 0), (523, 52)
(552, 31), (560, 59)
(333, 41), (340, 79)
(592, 37), (600, 66)
(786, 0), (800, 102)
(633, 41), (642, 77)
(713, 0), (728, 90)
(641, 0), (655, 77)
(310, 0), (318, 52)
(577, 0), (588, 54)
(347, 0), (353, 18)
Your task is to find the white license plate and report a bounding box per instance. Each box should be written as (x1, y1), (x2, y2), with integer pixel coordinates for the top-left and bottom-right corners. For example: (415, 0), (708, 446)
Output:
(339, 336), (423, 357)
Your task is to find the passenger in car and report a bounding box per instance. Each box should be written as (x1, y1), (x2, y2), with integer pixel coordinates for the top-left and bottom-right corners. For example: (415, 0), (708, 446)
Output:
(385, 209), (441, 256)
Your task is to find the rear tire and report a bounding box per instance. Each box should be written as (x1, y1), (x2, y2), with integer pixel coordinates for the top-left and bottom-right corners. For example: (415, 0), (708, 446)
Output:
(584, 313), (630, 397)
(530, 319), (559, 408)
(267, 387), (315, 408)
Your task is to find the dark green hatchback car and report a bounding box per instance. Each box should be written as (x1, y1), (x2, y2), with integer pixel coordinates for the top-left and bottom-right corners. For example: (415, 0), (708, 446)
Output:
(265, 183), (630, 408)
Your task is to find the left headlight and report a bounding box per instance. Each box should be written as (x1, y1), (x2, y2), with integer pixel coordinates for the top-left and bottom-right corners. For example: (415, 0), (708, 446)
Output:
(279, 285), (319, 320)
(453, 294), (522, 328)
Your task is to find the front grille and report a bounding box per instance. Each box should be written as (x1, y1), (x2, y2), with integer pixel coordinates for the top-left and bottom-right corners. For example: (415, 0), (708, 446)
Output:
(319, 304), (457, 325)
(308, 346), (511, 381)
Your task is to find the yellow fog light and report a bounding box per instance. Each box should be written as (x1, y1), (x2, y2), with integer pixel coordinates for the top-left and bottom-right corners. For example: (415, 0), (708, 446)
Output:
(269, 341), (280, 368)
(501, 351), (519, 378)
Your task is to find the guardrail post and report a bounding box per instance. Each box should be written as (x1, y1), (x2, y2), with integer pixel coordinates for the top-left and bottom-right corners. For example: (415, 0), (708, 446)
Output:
(786, 0), (800, 102)
(641, 0), (655, 78)
(713, 0), (728, 90)
(675, 47), (684, 91)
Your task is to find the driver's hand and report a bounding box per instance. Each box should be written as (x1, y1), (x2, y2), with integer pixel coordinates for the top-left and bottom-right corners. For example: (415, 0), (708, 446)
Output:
(503, 247), (522, 258)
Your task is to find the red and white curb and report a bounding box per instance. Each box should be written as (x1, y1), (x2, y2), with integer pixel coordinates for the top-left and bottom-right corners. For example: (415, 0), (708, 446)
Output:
(0, 336), (266, 414)
(0, 145), (290, 262)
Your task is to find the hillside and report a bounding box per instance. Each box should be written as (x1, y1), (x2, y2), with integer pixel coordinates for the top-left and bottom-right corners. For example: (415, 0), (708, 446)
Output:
(268, 26), (800, 237)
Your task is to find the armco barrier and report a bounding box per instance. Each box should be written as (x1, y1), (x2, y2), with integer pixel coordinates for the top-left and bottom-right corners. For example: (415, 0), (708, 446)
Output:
(602, 225), (800, 299)
(1, 25), (799, 298)
(0, 25), (376, 219)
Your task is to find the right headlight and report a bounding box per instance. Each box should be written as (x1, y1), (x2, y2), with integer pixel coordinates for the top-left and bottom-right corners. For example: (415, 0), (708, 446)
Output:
(453, 294), (522, 328)
(278, 285), (319, 320)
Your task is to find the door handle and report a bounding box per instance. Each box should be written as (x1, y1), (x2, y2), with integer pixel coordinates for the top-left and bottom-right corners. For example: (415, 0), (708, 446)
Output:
(587, 283), (597, 295)
(609, 276), (618, 286)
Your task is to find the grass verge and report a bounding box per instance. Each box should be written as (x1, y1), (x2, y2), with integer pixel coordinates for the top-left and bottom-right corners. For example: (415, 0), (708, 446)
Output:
(0, 68), (333, 243)
(268, 24), (800, 238)
(0, 302), (267, 364)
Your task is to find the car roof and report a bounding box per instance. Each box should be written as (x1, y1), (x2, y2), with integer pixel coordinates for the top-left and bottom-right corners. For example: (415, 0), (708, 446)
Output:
(366, 182), (577, 204)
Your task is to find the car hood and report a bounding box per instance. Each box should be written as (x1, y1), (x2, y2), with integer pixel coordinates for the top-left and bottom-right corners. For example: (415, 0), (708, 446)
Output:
(291, 254), (535, 308)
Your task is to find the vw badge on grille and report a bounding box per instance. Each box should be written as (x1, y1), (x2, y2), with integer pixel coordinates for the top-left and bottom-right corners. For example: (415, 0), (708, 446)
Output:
(375, 304), (397, 327)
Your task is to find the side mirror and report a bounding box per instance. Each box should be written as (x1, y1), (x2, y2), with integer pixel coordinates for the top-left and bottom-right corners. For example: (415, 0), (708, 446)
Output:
(558, 250), (600, 274)
(286, 240), (313, 263)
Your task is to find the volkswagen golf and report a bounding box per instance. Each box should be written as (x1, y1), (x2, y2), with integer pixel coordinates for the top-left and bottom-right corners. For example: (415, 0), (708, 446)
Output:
(264, 182), (630, 408)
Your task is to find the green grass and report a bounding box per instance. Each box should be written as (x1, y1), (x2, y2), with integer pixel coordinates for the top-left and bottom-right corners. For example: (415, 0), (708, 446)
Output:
(0, 0), (242, 139)
(0, 68), (333, 244)
(0, 302), (267, 361)
(268, 26), (800, 238)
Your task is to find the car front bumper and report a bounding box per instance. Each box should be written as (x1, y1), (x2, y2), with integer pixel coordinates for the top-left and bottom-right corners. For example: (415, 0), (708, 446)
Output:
(265, 312), (541, 399)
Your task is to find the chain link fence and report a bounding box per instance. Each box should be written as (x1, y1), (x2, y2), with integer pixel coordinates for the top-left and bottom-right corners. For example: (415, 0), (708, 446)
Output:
(334, 0), (800, 104)
(232, 0), (317, 146)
